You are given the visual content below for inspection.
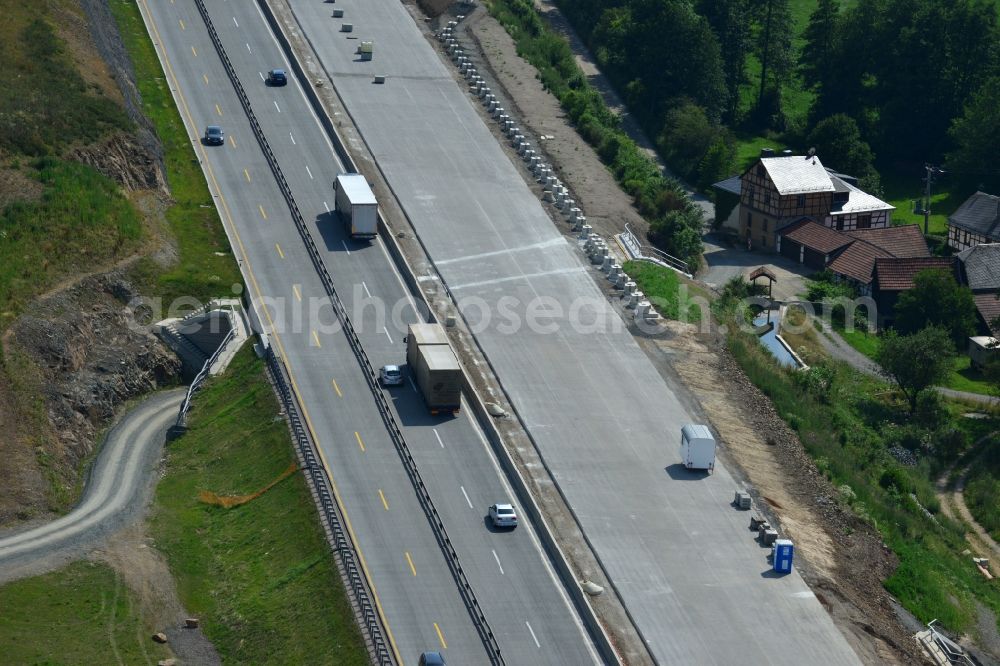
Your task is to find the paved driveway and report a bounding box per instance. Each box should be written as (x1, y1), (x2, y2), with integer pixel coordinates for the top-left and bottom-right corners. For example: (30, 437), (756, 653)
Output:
(700, 233), (812, 302)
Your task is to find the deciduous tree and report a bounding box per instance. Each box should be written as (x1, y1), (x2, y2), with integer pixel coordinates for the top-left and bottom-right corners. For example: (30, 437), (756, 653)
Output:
(877, 327), (955, 413)
(894, 269), (977, 349)
(807, 114), (882, 195)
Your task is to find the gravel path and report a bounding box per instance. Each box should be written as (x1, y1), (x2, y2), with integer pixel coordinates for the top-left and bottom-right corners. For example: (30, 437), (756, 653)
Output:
(0, 389), (184, 582)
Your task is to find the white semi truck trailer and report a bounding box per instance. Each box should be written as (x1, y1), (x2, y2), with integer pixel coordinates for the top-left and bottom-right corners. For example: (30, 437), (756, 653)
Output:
(333, 173), (378, 239)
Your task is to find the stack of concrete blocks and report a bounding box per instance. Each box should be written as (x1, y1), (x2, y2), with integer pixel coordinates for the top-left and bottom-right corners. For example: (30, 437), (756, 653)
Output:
(437, 20), (601, 271)
(625, 289), (644, 309)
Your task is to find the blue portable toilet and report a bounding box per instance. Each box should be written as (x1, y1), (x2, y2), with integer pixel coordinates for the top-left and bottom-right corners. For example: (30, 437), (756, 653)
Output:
(773, 539), (794, 573)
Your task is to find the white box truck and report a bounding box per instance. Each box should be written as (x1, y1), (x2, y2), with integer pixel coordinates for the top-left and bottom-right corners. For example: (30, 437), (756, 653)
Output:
(333, 173), (378, 239)
(680, 424), (716, 472)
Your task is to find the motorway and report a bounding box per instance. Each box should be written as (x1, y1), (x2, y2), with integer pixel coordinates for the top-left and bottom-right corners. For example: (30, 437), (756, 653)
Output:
(0, 390), (185, 584)
(279, 0), (863, 663)
(137, 1), (598, 664)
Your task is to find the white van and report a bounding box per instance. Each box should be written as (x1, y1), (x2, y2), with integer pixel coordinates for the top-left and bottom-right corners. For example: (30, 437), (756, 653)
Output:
(680, 424), (716, 472)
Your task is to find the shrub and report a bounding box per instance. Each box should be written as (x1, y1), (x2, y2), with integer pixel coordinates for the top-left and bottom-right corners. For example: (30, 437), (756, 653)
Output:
(879, 466), (914, 494)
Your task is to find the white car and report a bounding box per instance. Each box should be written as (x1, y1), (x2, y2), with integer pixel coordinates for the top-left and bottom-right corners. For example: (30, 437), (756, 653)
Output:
(380, 364), (403, 386)
(488, 503), (518, 529)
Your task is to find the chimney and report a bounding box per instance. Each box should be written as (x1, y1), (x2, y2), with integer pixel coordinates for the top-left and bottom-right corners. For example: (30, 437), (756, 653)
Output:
(760, 148), (775, 158)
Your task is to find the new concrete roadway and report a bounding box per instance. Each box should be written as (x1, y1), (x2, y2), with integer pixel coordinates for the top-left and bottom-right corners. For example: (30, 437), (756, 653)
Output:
(0, 390), (185, 584)
(137, 1), (598, 664)
(280, 0), (862, 662)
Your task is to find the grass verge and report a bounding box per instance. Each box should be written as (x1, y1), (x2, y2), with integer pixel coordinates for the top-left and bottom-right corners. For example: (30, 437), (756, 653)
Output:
(151, 346), (367, 664)
(623, 260), (705, 322)
(0, 561), (171, 664)
(721, 293), (1000, 635)
(110, 0), (241, 306)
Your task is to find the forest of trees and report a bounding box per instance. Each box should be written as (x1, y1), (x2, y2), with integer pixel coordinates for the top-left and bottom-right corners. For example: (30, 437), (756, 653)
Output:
(557, 0), (1000, 194)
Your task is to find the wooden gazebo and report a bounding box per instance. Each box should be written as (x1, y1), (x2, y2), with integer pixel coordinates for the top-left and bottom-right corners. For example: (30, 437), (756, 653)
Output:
(747, 265), (777, 298)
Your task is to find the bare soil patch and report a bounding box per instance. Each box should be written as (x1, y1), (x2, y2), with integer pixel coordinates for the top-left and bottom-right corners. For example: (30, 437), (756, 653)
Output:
(49, 0), (125, 105)
(93, 524), (222, 665)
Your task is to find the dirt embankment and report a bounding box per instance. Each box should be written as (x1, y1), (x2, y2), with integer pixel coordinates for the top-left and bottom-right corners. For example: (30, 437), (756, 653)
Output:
(0, 0), (177, 528)
(0, 273), (181, 526)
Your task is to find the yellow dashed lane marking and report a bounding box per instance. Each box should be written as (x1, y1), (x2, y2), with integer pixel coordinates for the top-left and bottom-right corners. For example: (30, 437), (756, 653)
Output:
(243, 168), (250, 182)
(378, 489), (389, 511)
(332, 379), (342, 397)
(215, 103), (223, 116)
(179, 19), (185, 30)
(355, 431), (365, 452)
(275, 243), (284, 259)
(258, 204), (267, 219)
(292, 284), (302, 301)
(202, 73), (208, 85)
(434, 623), (447, 649)
(311, 330), (321, 348)
(405, 552), (417, 576)
(190, 45), (197, 57)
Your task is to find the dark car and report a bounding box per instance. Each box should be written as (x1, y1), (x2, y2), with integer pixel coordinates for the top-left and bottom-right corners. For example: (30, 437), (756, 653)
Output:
(418, 653), (445, 666)
(203, 125), (225, 145)
(266, 69), (287, 86)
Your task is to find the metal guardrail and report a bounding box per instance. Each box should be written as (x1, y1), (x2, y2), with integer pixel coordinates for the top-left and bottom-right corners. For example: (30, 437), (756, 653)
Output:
(192, 2), (504, 663)
(264, 345), (393, 665)
(174, 316), (236, 428)
(620, 223), (692, 276)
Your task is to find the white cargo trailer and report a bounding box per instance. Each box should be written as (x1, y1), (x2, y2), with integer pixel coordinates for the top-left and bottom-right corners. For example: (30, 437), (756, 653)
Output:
(333, 173), (378, 239)
(680, 424), (716, 472)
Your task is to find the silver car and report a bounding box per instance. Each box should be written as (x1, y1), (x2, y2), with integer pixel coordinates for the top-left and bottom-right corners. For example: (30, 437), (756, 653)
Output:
(489, 503), (518, 529)
(380, 364), (403, 386)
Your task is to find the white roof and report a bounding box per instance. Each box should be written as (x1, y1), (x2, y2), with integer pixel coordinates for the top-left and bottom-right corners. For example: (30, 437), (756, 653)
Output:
(760, 156), (835, 195)
(829, 176), (895, 215)
(335, 173), (377, 205)
(681, 423), (714, 441)
(969, 336), (998, 348)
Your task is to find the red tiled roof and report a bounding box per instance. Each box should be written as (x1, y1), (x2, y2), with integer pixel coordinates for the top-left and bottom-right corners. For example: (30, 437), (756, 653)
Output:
(873, 257), (957, 291)
(778, 218), (854, 254)
(974, 292), (1000, 333)
(826, 240), (893, 284)
(845, 225), (929, 259)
